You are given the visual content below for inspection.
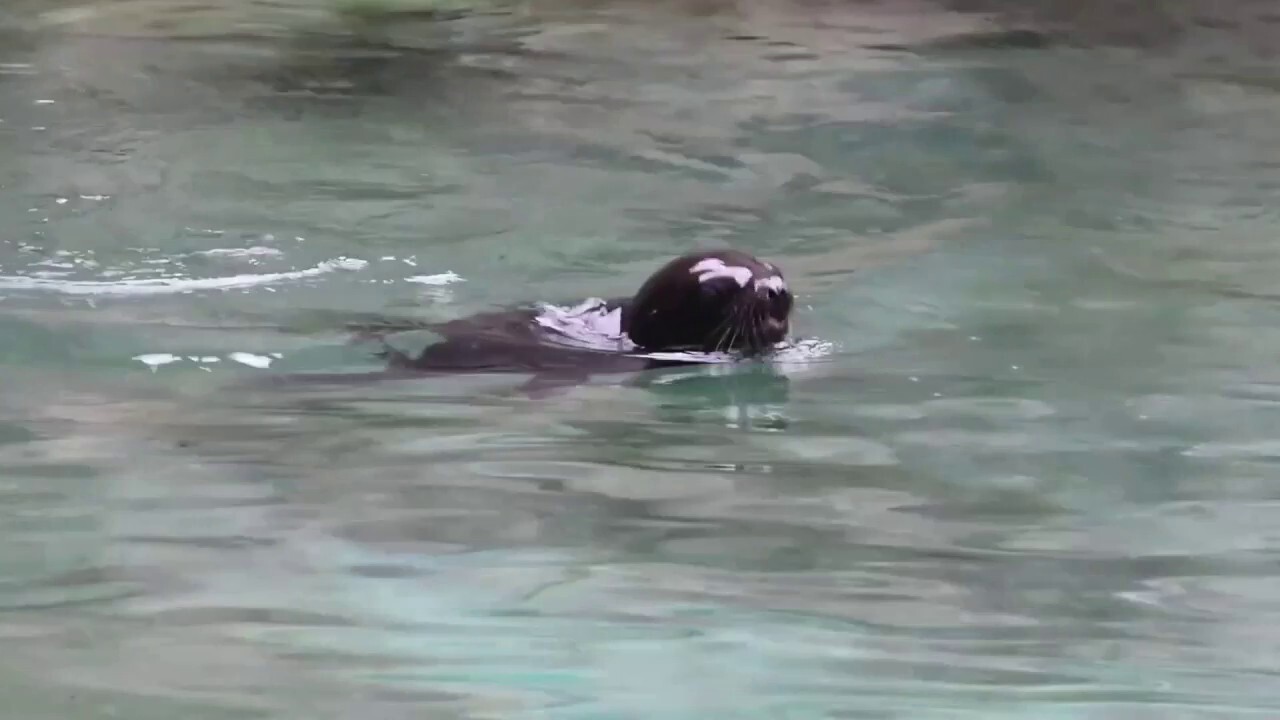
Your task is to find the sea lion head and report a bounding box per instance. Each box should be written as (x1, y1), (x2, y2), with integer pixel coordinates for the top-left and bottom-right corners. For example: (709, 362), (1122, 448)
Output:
(623, 249), (792, 356)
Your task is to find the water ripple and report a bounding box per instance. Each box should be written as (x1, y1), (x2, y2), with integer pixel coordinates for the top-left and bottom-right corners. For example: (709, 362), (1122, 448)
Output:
(2, 0), (1280, 717)
(0, 257), (369, 296)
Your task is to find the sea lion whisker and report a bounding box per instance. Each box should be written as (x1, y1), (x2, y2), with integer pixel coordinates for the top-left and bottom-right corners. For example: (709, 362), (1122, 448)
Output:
(731, 303), (752, 350)
(742, 304), (766, 356)
(723, 301), (749, 354)
(717, 319), (736, 354)
(711, 310), (736, 353)
(716, 327), (732, 354)
(737, 304), (758, 355)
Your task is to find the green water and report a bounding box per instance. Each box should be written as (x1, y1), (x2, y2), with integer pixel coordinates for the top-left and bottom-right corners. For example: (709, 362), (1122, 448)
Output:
(3, 1), (1280, 717)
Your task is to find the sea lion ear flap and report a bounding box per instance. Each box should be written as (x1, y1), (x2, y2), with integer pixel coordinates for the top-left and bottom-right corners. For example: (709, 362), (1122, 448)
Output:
(624, 303), (664, 350)
(621, 258), (680, 349)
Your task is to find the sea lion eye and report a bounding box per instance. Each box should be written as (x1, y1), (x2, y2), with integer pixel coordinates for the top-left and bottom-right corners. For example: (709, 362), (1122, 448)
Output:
(753, 274), (786, 294)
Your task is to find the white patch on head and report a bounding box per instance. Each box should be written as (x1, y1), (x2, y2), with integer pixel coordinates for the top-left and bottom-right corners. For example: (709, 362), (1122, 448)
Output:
(754, 275), (786, 292)
(690, 258), (752, 287)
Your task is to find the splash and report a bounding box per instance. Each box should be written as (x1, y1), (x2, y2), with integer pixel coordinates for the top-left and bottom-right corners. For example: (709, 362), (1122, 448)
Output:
(405, 271), (465, 286)
(533, 297), (628, 350)
(133, 352), (284, 371)
(194, 247), (285, 259)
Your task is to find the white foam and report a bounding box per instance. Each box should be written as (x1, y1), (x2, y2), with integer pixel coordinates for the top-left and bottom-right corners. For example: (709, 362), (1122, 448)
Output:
(535, 298), (629, 350)
(0, 257), (367, 296)
(406, 271), (464, 286)
(133, 353), (182, 369)
(638, 350), (738, 364)
(228, 352), (275, 369)
(196, 246), (284, 259)
(636, 338), (833, 368)
(768, 337), (838, 373)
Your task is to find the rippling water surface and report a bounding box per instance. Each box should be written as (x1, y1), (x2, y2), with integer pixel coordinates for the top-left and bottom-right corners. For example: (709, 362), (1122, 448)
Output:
(4, 0), (1280, 717)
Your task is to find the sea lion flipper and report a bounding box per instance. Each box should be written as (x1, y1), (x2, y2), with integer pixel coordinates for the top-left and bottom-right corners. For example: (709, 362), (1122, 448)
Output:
(375, 342), (422, 369)
(516, 371), (590, 399)
(346, 317), (440, 344)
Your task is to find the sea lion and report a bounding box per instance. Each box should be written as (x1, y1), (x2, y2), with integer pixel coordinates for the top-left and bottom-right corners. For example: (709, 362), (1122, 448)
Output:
(268, 249), (795, 394)
(379, 249), (792, 373)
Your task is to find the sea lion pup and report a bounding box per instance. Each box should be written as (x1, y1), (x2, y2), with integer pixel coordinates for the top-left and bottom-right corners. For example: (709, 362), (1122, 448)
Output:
(380, 249), (793, 374)
(260, 250), (794, 393)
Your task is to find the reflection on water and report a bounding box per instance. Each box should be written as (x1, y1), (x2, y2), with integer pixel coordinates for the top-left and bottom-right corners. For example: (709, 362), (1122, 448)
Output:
(4, 0), (1280, 717)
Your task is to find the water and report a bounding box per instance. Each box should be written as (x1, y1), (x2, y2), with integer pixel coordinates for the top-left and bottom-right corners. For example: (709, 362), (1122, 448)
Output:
(3, 0), (1280, 717)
